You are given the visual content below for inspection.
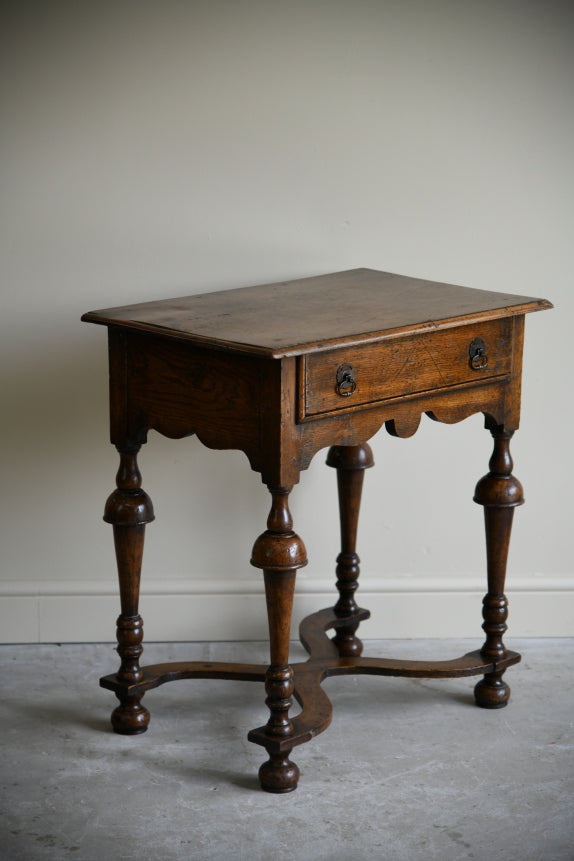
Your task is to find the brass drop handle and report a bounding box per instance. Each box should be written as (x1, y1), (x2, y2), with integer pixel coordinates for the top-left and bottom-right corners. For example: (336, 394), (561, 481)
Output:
(336, 363), (357, 396)
(469, 337), (488, 370)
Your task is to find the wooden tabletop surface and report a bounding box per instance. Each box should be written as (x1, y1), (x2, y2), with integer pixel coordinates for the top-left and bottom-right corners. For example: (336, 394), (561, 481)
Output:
(82, 268), (551, 357)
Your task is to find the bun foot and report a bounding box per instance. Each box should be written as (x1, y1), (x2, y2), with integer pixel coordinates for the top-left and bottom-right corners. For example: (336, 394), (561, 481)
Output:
(474, 672), (510, 709)
(111, 696), (150, 734)
(259, 753), (299, 793)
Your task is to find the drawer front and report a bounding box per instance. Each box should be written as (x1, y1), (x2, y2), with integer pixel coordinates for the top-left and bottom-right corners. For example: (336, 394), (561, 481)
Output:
(303, 318), (513, 418)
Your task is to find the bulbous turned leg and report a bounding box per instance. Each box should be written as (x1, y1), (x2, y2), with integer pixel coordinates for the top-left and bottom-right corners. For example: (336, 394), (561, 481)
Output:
(326, 444), (374, 657)
(104, 446), (154, 734)
(251, 489), (307, 792)
(473, 425), (523, 709)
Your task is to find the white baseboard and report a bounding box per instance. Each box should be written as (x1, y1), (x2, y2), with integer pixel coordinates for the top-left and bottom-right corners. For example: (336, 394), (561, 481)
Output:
(0, 576), (572, 643)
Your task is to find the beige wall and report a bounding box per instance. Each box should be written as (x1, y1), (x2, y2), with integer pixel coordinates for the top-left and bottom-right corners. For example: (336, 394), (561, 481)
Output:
(1, 1), (571, 642)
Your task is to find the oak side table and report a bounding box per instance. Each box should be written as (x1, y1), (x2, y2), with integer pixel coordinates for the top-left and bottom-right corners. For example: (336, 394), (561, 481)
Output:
(82, 268), (551, 793)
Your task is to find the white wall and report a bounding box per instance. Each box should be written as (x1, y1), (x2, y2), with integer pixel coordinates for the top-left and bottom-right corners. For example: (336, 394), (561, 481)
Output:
(1, 1), (571, 643)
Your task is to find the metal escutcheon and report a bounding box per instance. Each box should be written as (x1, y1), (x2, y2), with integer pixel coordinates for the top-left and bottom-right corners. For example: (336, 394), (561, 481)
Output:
(336, 363), (357, 396)
(469, 337), (488, 370)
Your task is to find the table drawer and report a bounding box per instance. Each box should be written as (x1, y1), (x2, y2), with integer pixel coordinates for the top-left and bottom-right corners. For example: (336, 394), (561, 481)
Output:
(302, 318), (513, 418)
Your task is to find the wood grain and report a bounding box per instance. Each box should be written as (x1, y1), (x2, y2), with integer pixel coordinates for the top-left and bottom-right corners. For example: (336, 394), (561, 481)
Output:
(304, 317), (512, 417)
(82, 268), (551, 358)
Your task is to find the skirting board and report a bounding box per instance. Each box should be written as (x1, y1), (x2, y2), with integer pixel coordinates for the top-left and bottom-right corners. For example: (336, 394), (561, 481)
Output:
(0, 576), (572, 643)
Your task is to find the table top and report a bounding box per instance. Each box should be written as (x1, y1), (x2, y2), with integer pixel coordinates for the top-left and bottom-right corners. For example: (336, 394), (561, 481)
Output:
(82, 268), (551, 358)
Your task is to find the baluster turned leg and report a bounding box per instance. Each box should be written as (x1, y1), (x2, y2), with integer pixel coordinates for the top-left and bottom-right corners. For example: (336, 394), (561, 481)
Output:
(326, 444), (374, 657)
(251, 489), (307, 792)
(104, 446), (154, 733)
(473, 425), (523, 708)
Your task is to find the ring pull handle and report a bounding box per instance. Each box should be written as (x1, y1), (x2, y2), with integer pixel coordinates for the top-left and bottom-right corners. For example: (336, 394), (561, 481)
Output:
(336, 363), (357, 397)
(469, 337), (488, 370)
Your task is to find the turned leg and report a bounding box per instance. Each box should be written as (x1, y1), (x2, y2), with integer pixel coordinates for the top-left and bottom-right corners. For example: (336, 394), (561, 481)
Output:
(326, 444), (374, 657)
(473, 425), (523, 708)
(251, 488), (307, 792)
(103, 446), (154, 733)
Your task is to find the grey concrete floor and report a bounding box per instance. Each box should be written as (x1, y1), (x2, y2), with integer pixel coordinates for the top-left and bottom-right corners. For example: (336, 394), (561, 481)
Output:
(1, 639), (573, 861)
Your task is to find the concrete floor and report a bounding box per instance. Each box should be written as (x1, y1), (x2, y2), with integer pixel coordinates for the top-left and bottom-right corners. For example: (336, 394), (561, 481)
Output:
(1, 639), (572, 861)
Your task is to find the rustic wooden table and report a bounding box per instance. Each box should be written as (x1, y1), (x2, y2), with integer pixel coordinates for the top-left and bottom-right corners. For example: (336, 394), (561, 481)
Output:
(83, 268), (551, 792)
